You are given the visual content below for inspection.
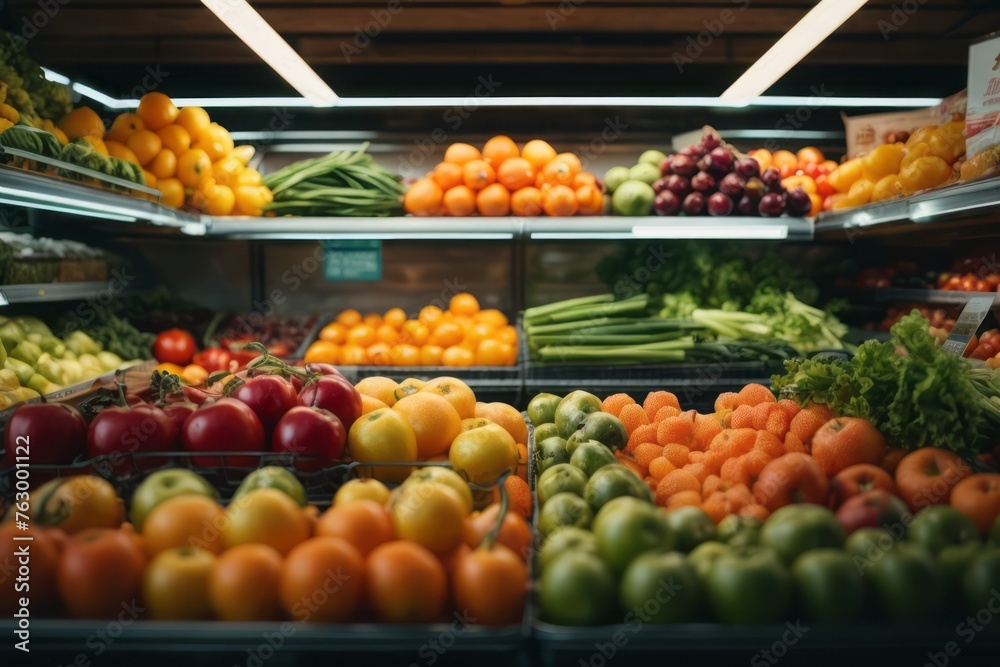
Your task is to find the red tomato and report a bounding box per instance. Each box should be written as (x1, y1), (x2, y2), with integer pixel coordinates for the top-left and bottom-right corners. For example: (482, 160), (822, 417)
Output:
(271, 406), (346, 471)
(192, 348), (233, 373)
(972, 343), (997, 360)
(4, 404), (88, 475)
(297, 376), (362, 431)
(87, 404), (178, 474)
(231, 375), (298, 435)
(182, 398), (265, 468)
(153, 329), (197, 366)
(57, 528), (146, 619)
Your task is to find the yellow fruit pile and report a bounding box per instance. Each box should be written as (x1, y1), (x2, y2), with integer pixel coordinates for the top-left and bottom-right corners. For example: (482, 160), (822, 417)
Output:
(827, 121), (965, 211)
(57, 93), (272, 215)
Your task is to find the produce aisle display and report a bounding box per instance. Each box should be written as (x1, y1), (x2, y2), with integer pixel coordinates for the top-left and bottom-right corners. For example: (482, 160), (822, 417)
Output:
(4, 3), (1000, 666)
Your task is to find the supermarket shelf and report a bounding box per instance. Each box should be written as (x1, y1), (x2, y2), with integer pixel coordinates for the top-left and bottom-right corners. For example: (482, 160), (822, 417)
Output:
(0, 165), (203, 232)
(0, 281), (111, 306)
(202, 216), (520, 240)
(814, 177), (1000, 239)
(523, 216), (813, 240)
(868, 287), (1000, 306)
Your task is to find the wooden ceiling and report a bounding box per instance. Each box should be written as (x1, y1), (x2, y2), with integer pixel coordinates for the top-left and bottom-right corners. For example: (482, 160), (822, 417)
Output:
(3, 0), (997, 99)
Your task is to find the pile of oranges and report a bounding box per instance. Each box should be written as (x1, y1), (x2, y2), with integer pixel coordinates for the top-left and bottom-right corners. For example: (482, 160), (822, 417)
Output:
(57, 93), (272, 215)
(305, 292), (518, 367)
(403, 136), (603, 217)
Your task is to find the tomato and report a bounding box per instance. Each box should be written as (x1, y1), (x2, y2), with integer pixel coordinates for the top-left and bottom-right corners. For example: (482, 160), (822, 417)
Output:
(706, 546), (792, 623)
(271, 406), (346, 471)
(192, 348), (233, 373)
(143, 547), (216, 620)
(835, 489), (909, 535)
(297, 376), (362, 431)
(87, 404), (178, 474)
(538, 551), (616, 625)
(153, 329), (197, 366)
(716, 515), (762, 548)
(759, 504), (845, 565)
(591, 496), (671, 574)
(182, 398), (265, 467)
(231, 375), (298, 435)
(620, 551), (702, 623)
(971, 343), (996, 360)
(792, 549), (865, 622)
(452, 544), (527, 626)
(301, 362), (346, 379)
(29, 476), (125, 534)
(210, 544), (284, 621)
(868, 542), (945, 620)
(266, 342), (290, 357)
(160, 401), (198, 430)
(963, 549), (1000, 613)
(57, 528), (146, 619)
(908, 505), (979, 555)
(4, 404), (88, 475)
(0, 524), (63, 614)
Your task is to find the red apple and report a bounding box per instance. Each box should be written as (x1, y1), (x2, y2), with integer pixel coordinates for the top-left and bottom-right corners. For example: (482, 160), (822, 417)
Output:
(836, 489), (910, 535)
(271, 406), (346, 472)
(829, 464), (898, 508)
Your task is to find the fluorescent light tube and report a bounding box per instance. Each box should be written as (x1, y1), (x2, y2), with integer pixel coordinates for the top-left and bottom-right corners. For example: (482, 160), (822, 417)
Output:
(722, 0), (869, 100)
(632, 225), (789, 240)
(200, 0), (337, 104)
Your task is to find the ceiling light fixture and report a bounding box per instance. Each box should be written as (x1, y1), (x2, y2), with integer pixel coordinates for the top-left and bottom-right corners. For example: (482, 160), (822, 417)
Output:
(722, 0), (870, 100)
(200, 0), (338, 105)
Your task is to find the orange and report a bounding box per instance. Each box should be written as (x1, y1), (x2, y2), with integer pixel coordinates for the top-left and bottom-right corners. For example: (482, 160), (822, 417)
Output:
(619, 403), (651, 437)
(337, 309), (363, 327)
(463, 159), (497, 191)
(175, 107), (211, 142)
(430, 321), (464, 347)
(304, 341), (339, 364)
(643, 391), (681, 421)
(421, 345), (444, 366)
(361, 394), (389, 415)
(475, 401), (528, 445)
(347, 408), (417, 482)
(142, 495), (226, 556)
(105, 140), (139, 164)
(573, 172), (597, 189)
(367, 343), (392, 367)
(106, 112), (144, 143)
(418, 305), (445, 328)
(142, 170), (158, 188)
(553, 152), (582, 173)
(450, 292), (480, 316)
(209, 544), (284, 622)
(149, 148), (177, 180)
(521, 139), (558, 170)
(443, 184), (476, 216)
(383, 307), (407, 329)
(540, 183), (578, 216)
(319, 322), (348, 344)
(375, 323), (398, 344)
(341, 345), (368, 366)
(157, 124), (192, 155)
(575, 184), (604, 215)
(195, 122), (233, 161)
(404, 177), (444, 216)
(420, 376), (477, 419)
(157, 177), (185, 208)
(441, 346), (474, 367)
(58, 106), (105, 140)
(366, 541), (447, 622)
(82, 135), (109, 156)
(137, 92), (179, 131)
(475, 309), (508, 329)
(390, 344), (421, 366)
(633, 443), (664, 471)
(432, 161), (464, 190)
(950, 474), (1000, 536)
(714, 392), (739, 412)
(771, 150), (798, 171)
(655, 469), (702, 505)
(398, 320), (430, 346)
(362, 312), (382, 328)
(476, 183), (511, 216)
(504, 476), (533, 519)
(493, 325), (518, 346)
(602, 393), (636, 419)
(496, 157), (535, 191)
(810, 417), (886, 476)
(280, 537), (365, 622)
(203, 183), (235, 216)
(539, 160), (575, 187)
(511, 186), (543, 216)
(315, 500), (394, 556)
(346, 324), (377, 347)
(222, 489), (312, 556)
(444, 143), (482, 166)
(475, 339), (509, 366)
(391, 482), (467, 554)
(126, 129), (162, 166)
(392, 392), (462, 459)
(735, 383), (776, 407)
(482, 135), (520, 167)
(176, 148), (212, 188)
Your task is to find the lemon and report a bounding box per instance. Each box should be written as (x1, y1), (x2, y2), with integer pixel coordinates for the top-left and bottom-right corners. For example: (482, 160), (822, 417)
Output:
(347, 408), (418, 483)
(449, 422), (518, 487)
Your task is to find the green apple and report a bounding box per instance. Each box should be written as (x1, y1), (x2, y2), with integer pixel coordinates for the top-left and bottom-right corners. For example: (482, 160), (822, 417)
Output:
(232, 466), (307, 507)
(130, 469), (219, 530)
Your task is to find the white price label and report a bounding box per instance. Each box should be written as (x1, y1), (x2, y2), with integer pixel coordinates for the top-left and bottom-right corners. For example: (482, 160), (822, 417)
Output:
(941, 295), (996, 356)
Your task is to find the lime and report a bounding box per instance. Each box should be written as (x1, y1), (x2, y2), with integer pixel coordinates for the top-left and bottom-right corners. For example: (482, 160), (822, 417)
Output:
(539, 551), (616, 625)
(583, 464), (652, 511)
(612, 180), (655, 216)
(638, 149), (668, 167)
(535, 436), (570, 475)
(569, 440), (617, 477)
(629, 163), (662, 185)
(603, 166), (631, 194)
(527, 393), (562, 426)
(538, 492), (593, 537)
(539, 527), (598, 571)
(538, 463), (588, 506)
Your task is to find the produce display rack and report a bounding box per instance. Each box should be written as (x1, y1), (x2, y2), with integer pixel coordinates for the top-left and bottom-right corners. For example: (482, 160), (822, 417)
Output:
(867, 287), (1000, 307)
(0, 280), (115, 306)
